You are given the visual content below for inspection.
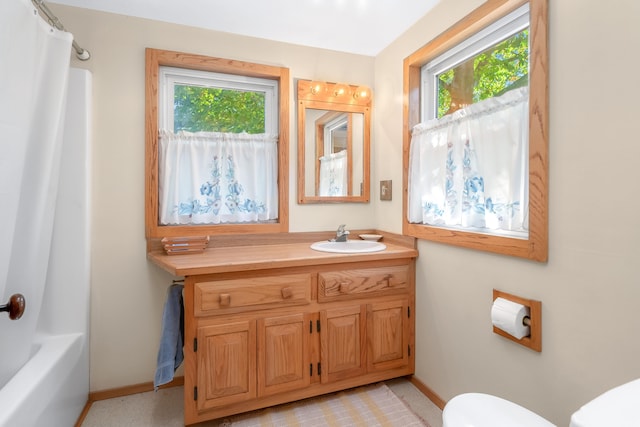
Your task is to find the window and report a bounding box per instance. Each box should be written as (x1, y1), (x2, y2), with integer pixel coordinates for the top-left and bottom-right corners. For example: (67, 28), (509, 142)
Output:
(422, 5), (529, 121)
(402, 0), (548, 261)
(323, 114), (348, 154)
(158, 67), (278, 134)
(145, 49), (290, 239)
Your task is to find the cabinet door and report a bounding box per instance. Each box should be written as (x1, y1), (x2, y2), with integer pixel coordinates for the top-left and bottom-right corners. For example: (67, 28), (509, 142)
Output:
(196, 320), (256, 411)
(320, 305), (366, 383)
(367, 299), (410, 372)
(258, 313), (311, 396)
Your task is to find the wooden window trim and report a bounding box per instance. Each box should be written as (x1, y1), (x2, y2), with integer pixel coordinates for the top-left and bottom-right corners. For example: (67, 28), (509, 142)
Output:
(402, 0), (548, 262)
(145, 48), (290, 239)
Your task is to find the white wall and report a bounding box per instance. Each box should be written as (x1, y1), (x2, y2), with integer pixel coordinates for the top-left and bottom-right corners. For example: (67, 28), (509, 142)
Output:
(52, 4), (374, 391)
(53, 1), (640, 424)
(375, 0), (640, 424)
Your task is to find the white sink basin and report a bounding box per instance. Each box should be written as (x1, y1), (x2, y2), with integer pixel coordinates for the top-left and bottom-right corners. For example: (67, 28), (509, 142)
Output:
(310, 240), (386, 254)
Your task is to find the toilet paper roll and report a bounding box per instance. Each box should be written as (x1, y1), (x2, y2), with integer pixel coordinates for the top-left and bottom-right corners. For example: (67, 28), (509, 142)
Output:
(491, 297), (530, 340)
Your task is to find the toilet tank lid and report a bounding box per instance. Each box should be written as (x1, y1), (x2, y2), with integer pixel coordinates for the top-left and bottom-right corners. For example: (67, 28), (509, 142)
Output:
(570, 378), (640, 427)
(443, 393), (555, 427)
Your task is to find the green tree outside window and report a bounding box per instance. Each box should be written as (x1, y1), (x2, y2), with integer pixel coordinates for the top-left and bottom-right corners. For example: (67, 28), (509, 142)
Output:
(437, 29), (529, 118)
(174, 85), (266, 133)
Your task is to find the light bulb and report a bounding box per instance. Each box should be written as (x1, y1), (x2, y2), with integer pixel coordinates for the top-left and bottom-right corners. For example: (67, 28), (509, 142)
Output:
(333, 83), (350, 97)
(353, 85), (371, 100)
(309, 81), (324, 95)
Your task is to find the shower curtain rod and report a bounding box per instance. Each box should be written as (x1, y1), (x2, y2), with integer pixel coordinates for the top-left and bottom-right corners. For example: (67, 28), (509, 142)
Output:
(32, 0), (91, 61)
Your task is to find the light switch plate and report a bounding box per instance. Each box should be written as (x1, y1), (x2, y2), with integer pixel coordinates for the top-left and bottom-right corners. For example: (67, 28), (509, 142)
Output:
(380, 180), (392, 200)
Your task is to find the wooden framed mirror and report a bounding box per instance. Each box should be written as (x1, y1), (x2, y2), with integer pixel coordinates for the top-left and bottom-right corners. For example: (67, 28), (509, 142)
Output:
(297, 80), (371, 203)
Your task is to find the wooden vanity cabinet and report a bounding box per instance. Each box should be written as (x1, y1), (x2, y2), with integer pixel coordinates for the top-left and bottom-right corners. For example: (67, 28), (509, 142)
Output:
(180, 258), (415, 425)
(146, 237), (417, 426)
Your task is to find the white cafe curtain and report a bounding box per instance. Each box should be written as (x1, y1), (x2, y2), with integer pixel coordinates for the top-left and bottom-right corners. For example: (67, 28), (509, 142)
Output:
(319, 149), (348, 197)
(158, 130), (279, 224)
(407, 87), (529, 235)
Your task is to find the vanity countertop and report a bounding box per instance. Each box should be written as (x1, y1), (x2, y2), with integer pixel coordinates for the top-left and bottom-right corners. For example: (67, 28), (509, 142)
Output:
(148, 238), (418, 277)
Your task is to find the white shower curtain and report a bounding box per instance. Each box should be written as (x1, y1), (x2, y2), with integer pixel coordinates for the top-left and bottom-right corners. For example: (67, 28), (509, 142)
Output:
(0, 0), (72, 387)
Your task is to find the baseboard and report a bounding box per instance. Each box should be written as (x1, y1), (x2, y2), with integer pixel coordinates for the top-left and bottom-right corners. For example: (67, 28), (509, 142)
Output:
(74, 402), (92, 427)
(88, 376), (185, 402)
(408, 375), (447, 410)
(74, 376), (185, 426)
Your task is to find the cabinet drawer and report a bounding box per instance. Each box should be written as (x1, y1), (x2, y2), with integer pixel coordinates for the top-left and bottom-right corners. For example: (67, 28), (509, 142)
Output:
(194, 273), (311, 316)
(318, 265), (409, 302)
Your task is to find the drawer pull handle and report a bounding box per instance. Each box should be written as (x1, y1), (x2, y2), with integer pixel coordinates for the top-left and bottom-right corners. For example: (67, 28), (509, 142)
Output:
(339, 282), (351, 293)
(281, 287), (293, 299)
(219, 293), (231, 306)
(377, 275), (393, 288)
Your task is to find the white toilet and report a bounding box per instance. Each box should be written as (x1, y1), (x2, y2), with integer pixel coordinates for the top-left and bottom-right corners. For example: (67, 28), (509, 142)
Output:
(443, 377), (640, 427)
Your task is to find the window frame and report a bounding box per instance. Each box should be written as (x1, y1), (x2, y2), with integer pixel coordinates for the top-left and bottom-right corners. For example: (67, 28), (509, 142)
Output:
(145, 48), (290, 239)
(402, 0), (548, 262)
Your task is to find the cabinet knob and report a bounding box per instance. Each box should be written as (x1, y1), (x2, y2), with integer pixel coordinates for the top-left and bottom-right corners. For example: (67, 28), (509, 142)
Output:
(281, 287), (293, 299)
(219, 293), (231, 306)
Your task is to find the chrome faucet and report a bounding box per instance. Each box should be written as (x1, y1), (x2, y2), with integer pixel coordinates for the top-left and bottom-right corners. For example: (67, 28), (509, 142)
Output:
(331, 224), (350, 242)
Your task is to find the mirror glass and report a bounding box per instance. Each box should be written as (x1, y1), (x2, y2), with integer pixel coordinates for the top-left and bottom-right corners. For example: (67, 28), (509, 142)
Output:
(297, 80), (371, 203)
(303, 109), (364, 197)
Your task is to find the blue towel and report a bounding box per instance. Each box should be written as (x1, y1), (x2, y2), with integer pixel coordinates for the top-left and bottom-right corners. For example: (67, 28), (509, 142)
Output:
(154, 283), (184, 390)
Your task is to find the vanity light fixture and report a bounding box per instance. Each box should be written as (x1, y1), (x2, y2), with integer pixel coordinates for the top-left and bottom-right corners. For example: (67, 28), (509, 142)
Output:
(303, 80), (373, 106)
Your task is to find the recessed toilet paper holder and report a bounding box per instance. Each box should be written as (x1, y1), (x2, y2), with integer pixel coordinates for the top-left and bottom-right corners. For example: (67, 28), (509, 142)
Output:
(493, 289), (541, 352)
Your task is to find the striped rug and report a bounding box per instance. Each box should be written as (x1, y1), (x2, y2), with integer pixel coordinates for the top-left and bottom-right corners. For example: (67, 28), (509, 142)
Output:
(219, 383), (427, 427)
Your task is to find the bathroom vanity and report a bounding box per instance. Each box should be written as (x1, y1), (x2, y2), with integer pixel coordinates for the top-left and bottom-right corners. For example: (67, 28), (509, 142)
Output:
(148, 232), (418, 425)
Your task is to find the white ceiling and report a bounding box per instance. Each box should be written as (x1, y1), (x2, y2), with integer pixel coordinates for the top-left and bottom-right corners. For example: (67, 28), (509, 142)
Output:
(49, 0), (440, 56)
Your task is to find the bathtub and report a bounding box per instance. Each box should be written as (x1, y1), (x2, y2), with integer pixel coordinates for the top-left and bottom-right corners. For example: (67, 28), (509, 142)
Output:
(0, 334), (85, 426)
